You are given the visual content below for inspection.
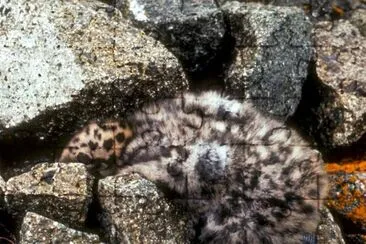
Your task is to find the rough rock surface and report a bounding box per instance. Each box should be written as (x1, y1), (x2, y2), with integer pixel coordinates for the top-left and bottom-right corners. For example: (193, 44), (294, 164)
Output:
(115, 0), (225, 76)
(350, 8), (366, 36)
(5, 163), (94, 227)
(312, 20), (365, 147)
(217, 0), (366, 20)
(20, 212), (101, 244)
(317, 207), (346, 244)
(98, 173), (189, 243)
(221, 2), (312, 119)
(326, 171), (366, 230)
(0, 0), (187, 142)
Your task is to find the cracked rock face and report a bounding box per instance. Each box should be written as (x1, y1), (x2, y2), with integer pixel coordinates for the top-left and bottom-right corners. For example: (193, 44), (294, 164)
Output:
(312, 20), (365, 147)
(0, 0), (187, 141)
(98, 173), (189, 243)
(221, 2), (313, 119)
(114, 0), (226, 75)
(20, 212), (101, 244)
(5, 163), (94, 227)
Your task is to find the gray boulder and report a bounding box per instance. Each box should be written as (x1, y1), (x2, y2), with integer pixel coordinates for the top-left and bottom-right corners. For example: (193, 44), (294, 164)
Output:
(5, 163), (94, 227)
(98, 173), (189, 243)
(114, 0), (226, 76)
(0, 0), (187, 142)
(20, 212), (102, 244)
(303, 20), (365, 148)
(221, 2), (313, 119)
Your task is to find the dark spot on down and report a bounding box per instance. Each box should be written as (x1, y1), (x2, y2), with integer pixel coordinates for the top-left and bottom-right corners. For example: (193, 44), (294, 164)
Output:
(103, 139), (114, 151)
(115, 132), (125, 143)
(249, 170), (261, 190)
(160, 146), (171, 157)
(88, 141), (98, 151)
(93, 129), (99, 138)
(80, 143), (88, 147)
(301, 204), (315, 214)
(253, 213), (274, 227)
(68, 146), (78, 152)
(72, 137), (80, 143)
(77, 152), (92, 164)
(167, 162), (183, 179)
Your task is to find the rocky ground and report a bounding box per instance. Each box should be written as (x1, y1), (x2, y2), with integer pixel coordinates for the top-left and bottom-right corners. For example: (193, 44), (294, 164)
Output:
(0, 0), (365, 243)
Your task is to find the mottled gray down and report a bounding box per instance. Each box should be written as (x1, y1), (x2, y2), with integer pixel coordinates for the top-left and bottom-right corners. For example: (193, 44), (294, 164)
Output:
(118, 91), (328, 244)
(61, 91), (328, 243)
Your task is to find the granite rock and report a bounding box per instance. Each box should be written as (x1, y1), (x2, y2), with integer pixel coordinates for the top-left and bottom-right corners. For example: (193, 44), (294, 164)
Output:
(114, 0), (226, 76)
(0, 0), (187, 143)
(98, 173), (189, 243)
(5, 163), (94, 227)
(20, 212), (102, 244)
(311, 20), (365, 147)
(221, 1), (312, 119)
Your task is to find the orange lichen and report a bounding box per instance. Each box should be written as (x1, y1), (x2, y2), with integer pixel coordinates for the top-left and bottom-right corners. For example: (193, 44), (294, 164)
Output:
(325, 161), (366, 174)
(326, 173), (366, 226)
(332, 4), (344, 16)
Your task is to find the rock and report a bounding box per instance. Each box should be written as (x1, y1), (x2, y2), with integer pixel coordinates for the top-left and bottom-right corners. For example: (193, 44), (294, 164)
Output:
(98, 173), (189, 243)
(350, 8), (366, 36)
(5, 163), (94, 227)
(217, 0), (366, 20)
(20, 212), (101, 244)
(326, 170), (366, 230)
(311, 20), (366, 147)
(0, 0), (187, 143)
(115, 0), (226, 76)
(221, 2), (312, 119)
(317, 207), (346, 244)
(345, 234), (366, 244)
(0, 174), (5, 209)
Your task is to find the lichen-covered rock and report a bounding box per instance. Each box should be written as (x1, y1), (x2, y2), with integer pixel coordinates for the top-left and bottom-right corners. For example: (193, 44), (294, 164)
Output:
(0, 0), (187, 142)
(312, 20), (366, 147)
(0, 175), (5, 209)
(317, 207), (346, 244)
(98, 173), (189, 243)
(221, 2), (312, 119)
(326, 169), (366, 230)
(20, 212), (101, 244)
(5, 163), (94, 227)
(115, 0), (225, 75)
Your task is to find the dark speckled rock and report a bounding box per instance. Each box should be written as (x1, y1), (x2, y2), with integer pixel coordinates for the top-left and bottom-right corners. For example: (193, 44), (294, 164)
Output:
(0, 0), (187, 148)
(98, 173), (189, 243)
(114, 0), (226, 75)
(20, 212), (102, 244)
(5, 163), (94, 228)
(221, 1), (313, 119)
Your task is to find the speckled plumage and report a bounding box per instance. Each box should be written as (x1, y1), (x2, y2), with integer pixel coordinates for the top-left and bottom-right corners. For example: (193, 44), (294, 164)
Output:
(60, 91), (328, 243)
